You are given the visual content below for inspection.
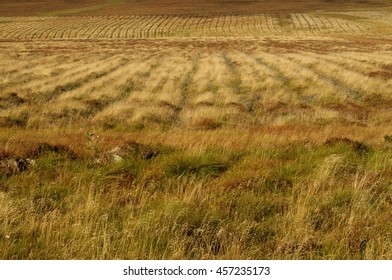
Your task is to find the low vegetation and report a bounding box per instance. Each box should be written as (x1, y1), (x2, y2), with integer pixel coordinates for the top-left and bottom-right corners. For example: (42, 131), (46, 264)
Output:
(0, 1), (391, 260)
(1, 129), (392, 259)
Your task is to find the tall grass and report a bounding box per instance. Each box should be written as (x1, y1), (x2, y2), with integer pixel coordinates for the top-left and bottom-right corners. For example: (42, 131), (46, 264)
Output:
(1, 128), (391, 259)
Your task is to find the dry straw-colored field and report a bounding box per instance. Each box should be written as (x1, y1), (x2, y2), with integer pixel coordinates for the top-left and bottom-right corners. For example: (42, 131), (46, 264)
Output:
(1, 2), (392, 259)
(1, 10), (392, 39)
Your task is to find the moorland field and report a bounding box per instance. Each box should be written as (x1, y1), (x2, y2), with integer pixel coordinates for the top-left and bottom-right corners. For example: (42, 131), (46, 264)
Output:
(0, 0), (392, 259)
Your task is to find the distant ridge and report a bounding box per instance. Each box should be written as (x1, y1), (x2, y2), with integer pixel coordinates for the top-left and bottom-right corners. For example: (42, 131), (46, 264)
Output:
(0, 0), (391, 16)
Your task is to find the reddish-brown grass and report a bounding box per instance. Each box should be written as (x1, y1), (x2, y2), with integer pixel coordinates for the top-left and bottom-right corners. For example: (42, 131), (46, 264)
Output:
(1, 0), (391, 16)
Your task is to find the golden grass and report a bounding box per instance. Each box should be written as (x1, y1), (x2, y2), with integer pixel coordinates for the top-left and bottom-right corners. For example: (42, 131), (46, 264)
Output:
(0, 8), (391, 39)
(1, 10), (392, 260)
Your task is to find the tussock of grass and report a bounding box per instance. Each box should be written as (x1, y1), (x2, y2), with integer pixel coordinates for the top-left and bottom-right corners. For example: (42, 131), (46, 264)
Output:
(0, 112), (29, 128)
(0, 93), (25, 109)
(193, 118), (222, 130)
(28, 143), (79, 160)
(164, 152), (231, 178)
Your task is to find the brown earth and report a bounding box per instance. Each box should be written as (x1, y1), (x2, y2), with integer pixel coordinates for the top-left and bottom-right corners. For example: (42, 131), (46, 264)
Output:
(0, 0), (391, 16)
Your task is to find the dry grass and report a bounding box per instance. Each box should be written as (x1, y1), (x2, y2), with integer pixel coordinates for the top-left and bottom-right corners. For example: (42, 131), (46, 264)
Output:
(1, 9), (391, 39)
(2, 38), (391, 130)
(1, 3), (392, 260)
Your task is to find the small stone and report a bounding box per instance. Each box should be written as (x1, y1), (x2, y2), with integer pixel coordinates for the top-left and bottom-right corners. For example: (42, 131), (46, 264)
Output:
(112, 154), (124, 162)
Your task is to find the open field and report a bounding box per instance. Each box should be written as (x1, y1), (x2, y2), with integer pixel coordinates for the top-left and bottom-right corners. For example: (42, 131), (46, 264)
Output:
(1, 9), (392, 39)
(1, 1), (392, 260)
(1, 38), (392, 130)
